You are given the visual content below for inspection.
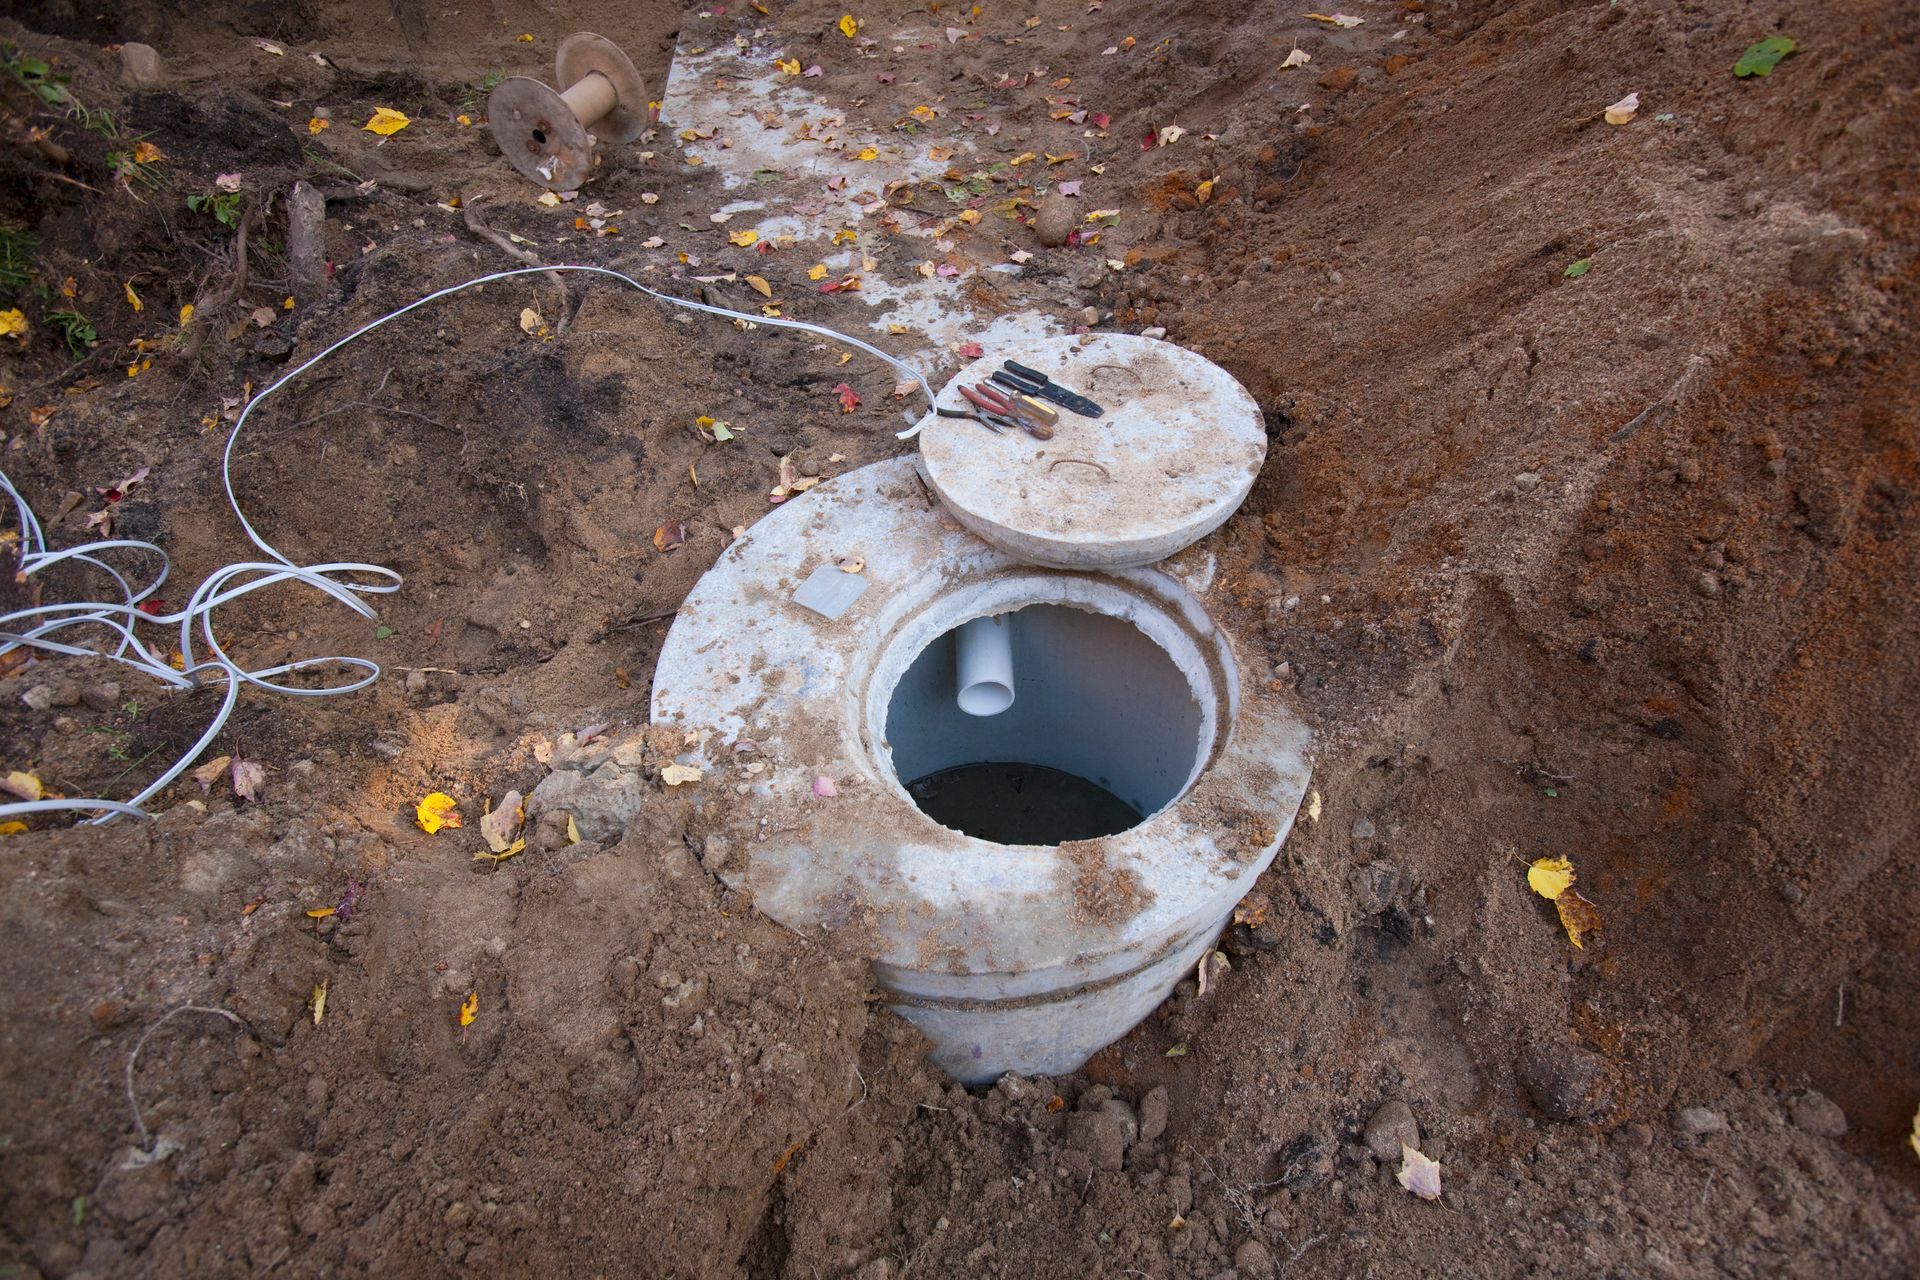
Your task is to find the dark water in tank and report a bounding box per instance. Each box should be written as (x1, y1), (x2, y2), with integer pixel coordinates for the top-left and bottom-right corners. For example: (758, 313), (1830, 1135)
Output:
(904, 762), (1144, 845)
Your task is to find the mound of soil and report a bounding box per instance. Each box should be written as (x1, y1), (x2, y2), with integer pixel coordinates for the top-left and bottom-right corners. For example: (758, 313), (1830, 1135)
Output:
(1, 0), (1915, 1276)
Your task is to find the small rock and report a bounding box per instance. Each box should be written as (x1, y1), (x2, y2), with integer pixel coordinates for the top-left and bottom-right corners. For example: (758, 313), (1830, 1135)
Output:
(1080, 306), (1101, 326)
(1513, 471), (1542, 493)
(404, 669), (429, 695)
(1100, 1097), (1139, 1145)
(1142, 326), (1168, 339)
(1362, 1099), (1420, 1163)
(1034, 193), (1075, 247)
(119, 42), (165, 88)
(1788, 1090), (1847, 1139)
(81, 681), (123, 712)
(1067, 1109), (1128, 1171)
(1696, 573), (1720, 598)
(20, 685), (55, 712)
(1233, 1238), (1277, 1280)
(1350, 817), (1376, 841)
(1139, 1085), (1169, 1143)
(1670, 1106), (1726, 1138)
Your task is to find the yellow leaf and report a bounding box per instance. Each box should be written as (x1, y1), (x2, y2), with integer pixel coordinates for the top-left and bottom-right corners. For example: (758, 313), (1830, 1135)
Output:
(1555, 888), (1601, 950)
(472, 837), (526, 865)
(132, 140), (164, 165)
(728, 229), (759, 247)
(1604, 92), (1640, 126)
(856, 147), (879, 161)
(745, 274), (773, 298)
(1527, 856), (1574, 900)
(311, 980), (328, 1026)
(838, 13), (860, 37)
(807, 264), (828, 280)
(3, 770), (43, 802)
(1195, 177), (1215, 203)
(306, 906), (335, 918)
(456, 113), (472, 127)
(1909, 1105), (1919, 1161)
(0, 821), (28, 836)
(416, 792), (462, 833)
(777, 57), (801, 75)
(1009, 151), (1037, 166)
(565, 815), (581, 845)
(1045, 152), (1075, 165)
(517, 32), (534, 42)
(178, 303), (194, 324)
(363, 107), (411, 136)
(661, 763), (703, 787)
(910, 105), (937, 122)
(832, 229), (858, 244)
(459, 991), (479, 1026)
(308, 116), (329, 134)
(123, 280), (142, 312)
(282, 296), (295, 310)
(0, 309), (27, 341)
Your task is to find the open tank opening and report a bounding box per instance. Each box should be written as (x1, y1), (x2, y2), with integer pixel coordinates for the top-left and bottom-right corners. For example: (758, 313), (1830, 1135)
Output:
(883, 603), (1205, 845)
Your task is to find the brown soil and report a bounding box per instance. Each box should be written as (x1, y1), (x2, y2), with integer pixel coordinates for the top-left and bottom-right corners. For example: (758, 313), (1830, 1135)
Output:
(2, 0), (1917, 1277)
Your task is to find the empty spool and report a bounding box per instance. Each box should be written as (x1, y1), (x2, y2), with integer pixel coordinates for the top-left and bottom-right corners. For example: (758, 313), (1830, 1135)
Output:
(487, 32), (650, 191)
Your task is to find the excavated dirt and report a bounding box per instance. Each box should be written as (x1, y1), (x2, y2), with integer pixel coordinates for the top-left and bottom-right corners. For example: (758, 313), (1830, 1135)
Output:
(2, 0), (1917, 1276)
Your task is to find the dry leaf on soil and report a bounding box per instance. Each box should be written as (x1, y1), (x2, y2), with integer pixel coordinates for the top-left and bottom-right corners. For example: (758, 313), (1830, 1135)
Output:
(1, 771), (42, 802)
(230, 757), (265, 802)
(416, 791), (462, 833)
(1397, 1144), (1442, 1199)
(459, 992), (478, 1027)
(661, 764), (703, 787)
(363, 107), (411, 135)
(479, 789), (524, 853)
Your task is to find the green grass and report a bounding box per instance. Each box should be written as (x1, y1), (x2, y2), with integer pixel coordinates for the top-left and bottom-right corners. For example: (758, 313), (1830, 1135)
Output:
(186, 191), (242, 226)
(0, 226), (37, 293)
(45, 308), (96, 355)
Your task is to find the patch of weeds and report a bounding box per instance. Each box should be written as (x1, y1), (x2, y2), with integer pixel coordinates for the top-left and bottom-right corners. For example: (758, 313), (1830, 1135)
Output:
(1, 44), (72, 108)
(0, 226), (37, 294)
(459, 69), (504, 113)
(186, 190), (243, 227)
(44, 308), (97, 355)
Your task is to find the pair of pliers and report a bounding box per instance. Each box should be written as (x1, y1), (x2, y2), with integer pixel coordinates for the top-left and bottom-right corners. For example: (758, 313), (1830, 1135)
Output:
(936, 405), (1009, 434)
(960, 383), (1056, 439)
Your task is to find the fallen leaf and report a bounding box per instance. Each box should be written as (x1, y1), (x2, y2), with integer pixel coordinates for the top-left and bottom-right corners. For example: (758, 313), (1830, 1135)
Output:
(131, 140), (164, 167)
(253, 38), (285, 54)
(1604, 91), (1640, 125)
(363, 107), (411, 135)
(833, 382), (861, 413)
(1734, 36), (1797, 78)
(1047, 1095), (1066, 1112)
(838, 13), (859, 38)
(459, 991), (478, 1027)
(214, 171), (243, 193)
(745, 274), (773, 298)
(1, 771), (42, 802)
(1304, 12), (1364, 26)
(123, 281), (142, 312)
(728, 229), (759, 247)
(1527, 856), (1575, 900)
(1564, 257), (1592, 279)
(311, 980), (328, 1026)
(0, 309), (27, 341)
(416, 791), (462, 834)
(1397, 1144), (1442, 1199)
(565, 815), (581, 845)
(653, 521), (687, 552)
(661, 763), (703, 787)
(956, 340), (984, 357)
(856, 146), (879, 161)
(178, 303), (194, 324)
(803, 64), (823, 77)
(1165, 1041), (1189, 1058)
(306, 906), (335, 919)
(1281, 47), (1311, 68)
(230, 758), (265, 802)
(479, 789), (524, 853)
(1555, 888), (1602, 950)
(1306, 789), (1322, 822)
(1195, 177), (1215, 203)
(813, 776), (839, 797)
(518, 307), (550, 337)
(472, 838), (525, 865)
(517, 32), (534, 41)
(1157, 124), (1186, 146)
(1909, 1104), (1919, 1161)
(189, 755), (232, 793)
(0, 821), (29, 836)
(777, 56), (801, 75)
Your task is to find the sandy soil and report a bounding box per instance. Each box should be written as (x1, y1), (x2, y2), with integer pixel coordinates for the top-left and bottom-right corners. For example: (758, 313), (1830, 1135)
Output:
(1, 0), (1916, 1276)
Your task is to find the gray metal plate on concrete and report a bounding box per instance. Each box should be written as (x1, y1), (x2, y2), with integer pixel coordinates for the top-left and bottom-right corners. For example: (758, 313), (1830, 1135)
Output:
(915, 333), (1267, 569)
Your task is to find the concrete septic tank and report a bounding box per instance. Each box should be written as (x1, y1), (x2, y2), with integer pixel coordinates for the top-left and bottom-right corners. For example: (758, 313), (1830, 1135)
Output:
(651, 336), (1310, 1083)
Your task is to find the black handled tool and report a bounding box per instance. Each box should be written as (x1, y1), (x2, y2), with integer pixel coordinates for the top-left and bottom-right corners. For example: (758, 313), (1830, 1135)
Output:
(1001, 360), (1105, 418)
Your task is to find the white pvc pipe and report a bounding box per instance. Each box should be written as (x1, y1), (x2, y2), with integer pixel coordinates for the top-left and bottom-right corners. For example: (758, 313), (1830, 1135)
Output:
(955, 615), (1014, 716)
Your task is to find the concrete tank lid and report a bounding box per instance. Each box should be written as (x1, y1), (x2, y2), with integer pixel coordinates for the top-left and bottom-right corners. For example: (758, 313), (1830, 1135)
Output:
(915, 333), (1267, 570)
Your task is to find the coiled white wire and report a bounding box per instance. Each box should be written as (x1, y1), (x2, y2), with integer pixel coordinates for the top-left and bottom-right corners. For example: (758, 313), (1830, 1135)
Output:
(0, 262), (932, 825)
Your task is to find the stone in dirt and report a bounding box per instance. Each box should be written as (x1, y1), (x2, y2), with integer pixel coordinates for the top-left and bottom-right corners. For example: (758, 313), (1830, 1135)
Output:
(1518, 1042), (1610, 1122)
(1233, 1237), (1277, 1279)
(1034, 192), (1075, 247)
(1138, 1084), (1170, 1143)
(1670, 1105), (1727, 1137)
(1363, 1098), (1421, 1162)
(1789, 1090), (1848, 1139)
(119, 43), (165, 88)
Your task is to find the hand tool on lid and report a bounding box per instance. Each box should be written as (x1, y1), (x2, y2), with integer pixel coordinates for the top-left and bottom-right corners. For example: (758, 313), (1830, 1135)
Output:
(936, 405), (1008, 434)
(966, 383), (1055, 440)
(1001, 360), (1105, 418)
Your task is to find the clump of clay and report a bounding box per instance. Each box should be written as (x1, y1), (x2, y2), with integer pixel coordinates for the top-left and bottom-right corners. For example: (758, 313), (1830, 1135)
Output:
(1034, 193), (1075, 247)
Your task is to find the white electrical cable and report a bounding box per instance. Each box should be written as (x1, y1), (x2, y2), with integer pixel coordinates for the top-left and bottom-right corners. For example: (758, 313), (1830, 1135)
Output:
(0, 262), (933, 826)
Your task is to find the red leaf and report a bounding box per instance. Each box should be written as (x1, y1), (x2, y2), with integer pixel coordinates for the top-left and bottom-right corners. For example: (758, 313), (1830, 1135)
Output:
(136, 598), (167, 617)
(1140, 129), (1157, 151)
(956, 341), (983, 358)
(833, 383), (861, 413)
(1092, 112), (1111, 129)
